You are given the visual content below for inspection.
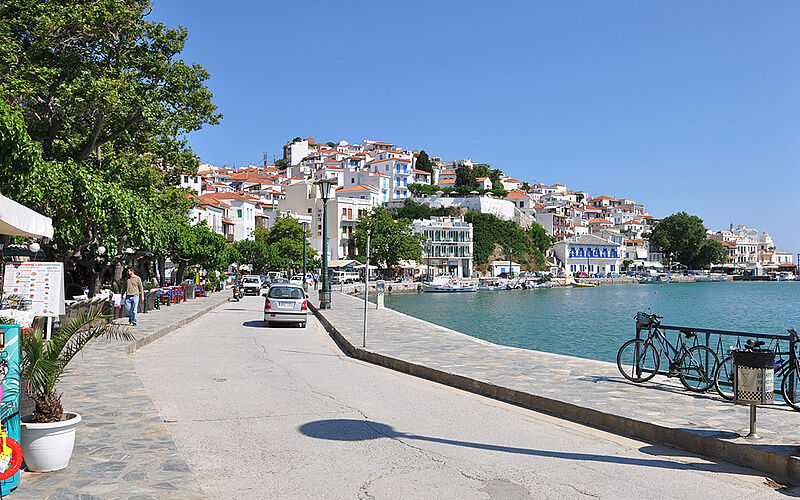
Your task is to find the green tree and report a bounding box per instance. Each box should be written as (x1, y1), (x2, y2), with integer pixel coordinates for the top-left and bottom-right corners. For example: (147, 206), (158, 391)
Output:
(0, 2), (220, 293)
(396, 199), (432, 220)
(351, 208), (423, 271)
(649, 212), (724, 268)
(415, 150), (434, 175)
(262, 214), (316, 271)
(455, 164), (477, 189)
(1, 0), (220, 170)
(464, 211), (550, 269)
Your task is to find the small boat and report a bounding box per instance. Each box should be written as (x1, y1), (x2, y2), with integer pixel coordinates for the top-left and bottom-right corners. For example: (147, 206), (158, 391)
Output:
(477, 277), (506, 291)
(637, 276), (659, 284)
(572, 282), (596, 288)
(422, 276), (478, 293)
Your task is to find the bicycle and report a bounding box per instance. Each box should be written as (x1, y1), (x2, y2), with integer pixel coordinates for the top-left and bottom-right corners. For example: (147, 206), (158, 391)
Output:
(715, 328), (800, 410)
(617, 312), (720, 392)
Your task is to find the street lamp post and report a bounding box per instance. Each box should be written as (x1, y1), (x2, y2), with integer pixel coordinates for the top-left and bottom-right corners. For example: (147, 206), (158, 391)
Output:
(315, 178), (337, 309)
(363, 229), (371, 348)
(302, 221), (308, 291)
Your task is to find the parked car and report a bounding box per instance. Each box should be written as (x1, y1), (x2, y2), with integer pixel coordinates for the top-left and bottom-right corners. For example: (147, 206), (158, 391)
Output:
(264, 284), (307, 328)
(241, 275), (262, 295)
(577, 272), (590, 278)
(289, 275), (314, 286)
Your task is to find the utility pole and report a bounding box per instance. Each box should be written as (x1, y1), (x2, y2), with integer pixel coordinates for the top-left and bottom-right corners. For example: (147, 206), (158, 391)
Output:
(363, 230), (371, 348)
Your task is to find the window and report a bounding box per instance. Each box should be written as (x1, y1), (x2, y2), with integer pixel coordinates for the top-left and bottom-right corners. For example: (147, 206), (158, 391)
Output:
(351, 178), (355, 184)
(342, 208), (347, 217)
(183, 175), (189, 183)
(347, 208), (352, 218)
(237, 209), (242, 218)
(307, 208), (312, 214)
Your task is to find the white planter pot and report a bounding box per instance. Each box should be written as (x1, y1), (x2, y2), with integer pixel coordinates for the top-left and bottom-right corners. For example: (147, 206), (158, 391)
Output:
(20, 412), (81, 472)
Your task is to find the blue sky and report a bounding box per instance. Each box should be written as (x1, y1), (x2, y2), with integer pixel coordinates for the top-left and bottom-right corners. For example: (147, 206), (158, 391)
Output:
(152, 0), (799, 253)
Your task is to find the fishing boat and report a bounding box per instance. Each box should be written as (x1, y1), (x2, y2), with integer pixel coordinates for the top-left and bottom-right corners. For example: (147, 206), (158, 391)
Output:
(422, 276), (478, 292)
(572, 282), (596, 288)
(637, 276), (659, 284)
(477, 277), (506, 291)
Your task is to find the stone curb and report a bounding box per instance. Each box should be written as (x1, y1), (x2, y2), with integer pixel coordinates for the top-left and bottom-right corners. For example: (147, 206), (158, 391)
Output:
(310, 302), (800, 483)
(125, 295), (229, 354)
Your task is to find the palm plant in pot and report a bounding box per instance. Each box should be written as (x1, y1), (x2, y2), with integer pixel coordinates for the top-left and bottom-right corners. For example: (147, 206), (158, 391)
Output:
(20, 306), (133, 472)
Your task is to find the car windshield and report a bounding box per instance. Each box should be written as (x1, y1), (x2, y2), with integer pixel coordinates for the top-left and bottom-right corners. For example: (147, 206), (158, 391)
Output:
(243, 278), (260, 284)
(268, 286), (304, 299)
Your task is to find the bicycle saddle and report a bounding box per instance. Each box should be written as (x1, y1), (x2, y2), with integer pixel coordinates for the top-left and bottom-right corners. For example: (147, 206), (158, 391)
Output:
(746, 339), (765, 348)
(682, 330), (696, 339)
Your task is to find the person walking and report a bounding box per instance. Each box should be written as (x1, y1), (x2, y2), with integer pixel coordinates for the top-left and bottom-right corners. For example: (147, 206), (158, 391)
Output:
(124, 267), (145, 326)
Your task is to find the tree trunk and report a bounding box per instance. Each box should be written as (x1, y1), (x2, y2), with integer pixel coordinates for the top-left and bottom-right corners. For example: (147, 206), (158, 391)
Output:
(175, 261), (187, 284)
(114, 261), (124, 281)
(158, 256), (166, 286)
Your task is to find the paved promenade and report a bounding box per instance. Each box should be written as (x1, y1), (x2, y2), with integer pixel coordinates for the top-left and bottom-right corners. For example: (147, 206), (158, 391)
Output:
(14, 292), (228, 499)
(314, 292), (800, 484)
(134, 296), (788, 498)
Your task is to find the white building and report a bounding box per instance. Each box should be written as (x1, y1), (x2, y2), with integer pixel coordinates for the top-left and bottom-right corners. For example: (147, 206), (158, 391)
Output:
(279, 180), (371, 260)
(553, 234), (623, 275)
(491, 260), (521, 277)
(400, 195), (516, 221)
(180, 173), (202, 195)
(283, 138), (311, 166)
(366, 158), (413, 200)
(412, 216), (473, 278)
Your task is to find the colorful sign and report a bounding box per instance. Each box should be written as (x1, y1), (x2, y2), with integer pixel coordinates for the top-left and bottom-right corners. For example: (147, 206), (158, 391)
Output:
(2, 262), (65, 317)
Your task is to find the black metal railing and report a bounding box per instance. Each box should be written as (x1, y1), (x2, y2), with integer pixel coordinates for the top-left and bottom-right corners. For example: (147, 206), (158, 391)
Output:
(635, 316), (793, 378)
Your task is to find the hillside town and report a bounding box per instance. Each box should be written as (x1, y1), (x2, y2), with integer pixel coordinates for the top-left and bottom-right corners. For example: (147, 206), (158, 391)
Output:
(185, 137), (795, 279)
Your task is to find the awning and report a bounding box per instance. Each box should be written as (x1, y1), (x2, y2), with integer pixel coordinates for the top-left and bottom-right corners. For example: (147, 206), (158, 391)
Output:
(327, 259), (356, 268)
(0, 193), (54, 238)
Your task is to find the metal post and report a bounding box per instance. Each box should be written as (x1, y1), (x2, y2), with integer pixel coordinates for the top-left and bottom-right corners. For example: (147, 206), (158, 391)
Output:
(363, 230), (370, 348)
(302, 222), (307, 291)
(509, 248), (513, 278)
(320, 199), (331, 309)
(746, 404), (758, 439)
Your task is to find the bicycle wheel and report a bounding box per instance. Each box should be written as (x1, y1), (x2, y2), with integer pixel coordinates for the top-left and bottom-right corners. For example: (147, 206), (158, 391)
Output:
(679, 346), (719, 392)
(617, 339), (660, 382)
(714, 356), (734, 400)
(781, 364), (800, 411)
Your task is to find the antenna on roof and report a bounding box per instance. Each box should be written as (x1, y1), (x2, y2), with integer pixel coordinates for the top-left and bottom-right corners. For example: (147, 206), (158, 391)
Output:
(263, 152), (268, 165)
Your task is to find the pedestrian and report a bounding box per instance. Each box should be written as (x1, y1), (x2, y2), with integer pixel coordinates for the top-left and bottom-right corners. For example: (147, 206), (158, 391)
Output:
(124, 267), (145, 326)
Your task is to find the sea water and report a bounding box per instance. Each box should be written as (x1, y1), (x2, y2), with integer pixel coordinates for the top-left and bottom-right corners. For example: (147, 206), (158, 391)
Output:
(384, 281), (800, 363)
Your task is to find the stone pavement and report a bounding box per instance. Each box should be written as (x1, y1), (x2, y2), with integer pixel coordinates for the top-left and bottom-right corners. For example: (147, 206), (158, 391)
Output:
(13, 292), (229, 499)
(314, 292), (800, 483)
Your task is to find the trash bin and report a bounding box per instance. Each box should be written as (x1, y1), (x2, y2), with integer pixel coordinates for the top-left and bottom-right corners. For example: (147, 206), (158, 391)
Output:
(732, 348), (775, 404)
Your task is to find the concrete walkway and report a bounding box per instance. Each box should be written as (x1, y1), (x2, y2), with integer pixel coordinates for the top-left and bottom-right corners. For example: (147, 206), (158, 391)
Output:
(314, 292), (800, 484)
(133, 296), (791, 499)
(14, 292), (228, 500)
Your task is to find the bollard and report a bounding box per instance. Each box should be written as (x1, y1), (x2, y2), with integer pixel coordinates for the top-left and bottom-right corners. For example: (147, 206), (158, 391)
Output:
(376, 280), (385, 310)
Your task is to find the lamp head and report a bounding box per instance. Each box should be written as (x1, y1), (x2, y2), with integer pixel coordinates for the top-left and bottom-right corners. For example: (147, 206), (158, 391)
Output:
(314, 177), (337, 201)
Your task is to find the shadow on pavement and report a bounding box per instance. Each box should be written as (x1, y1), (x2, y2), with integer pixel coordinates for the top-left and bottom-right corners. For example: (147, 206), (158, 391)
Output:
(297, 418), (799, 493)
(242, 320), (304, 329)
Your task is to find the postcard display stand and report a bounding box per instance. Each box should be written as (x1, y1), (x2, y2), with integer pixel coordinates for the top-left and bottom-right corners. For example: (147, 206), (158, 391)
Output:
(0, 262), (65, 494)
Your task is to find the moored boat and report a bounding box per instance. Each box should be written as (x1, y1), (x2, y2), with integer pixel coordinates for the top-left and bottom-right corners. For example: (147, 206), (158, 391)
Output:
(572, 282), (596, 288)
(422, 276), (478, 292)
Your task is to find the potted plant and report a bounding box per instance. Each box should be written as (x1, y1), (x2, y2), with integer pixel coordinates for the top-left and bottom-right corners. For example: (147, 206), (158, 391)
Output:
(19, 306), (133, 472)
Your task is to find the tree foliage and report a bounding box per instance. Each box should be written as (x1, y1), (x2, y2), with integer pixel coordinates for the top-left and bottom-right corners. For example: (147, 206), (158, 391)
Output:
(649, 212), (726, 268)
(0, 1), (220, 293)
(351, 208), (423, 270)
(464, 211), (551, 269)
(415, 150), (434, 175)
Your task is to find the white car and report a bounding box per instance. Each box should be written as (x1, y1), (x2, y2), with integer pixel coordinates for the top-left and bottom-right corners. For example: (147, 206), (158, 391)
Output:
(289, 275), (314, 286)
(241, 275), (262, 295)
(264, 284), (308, 328)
